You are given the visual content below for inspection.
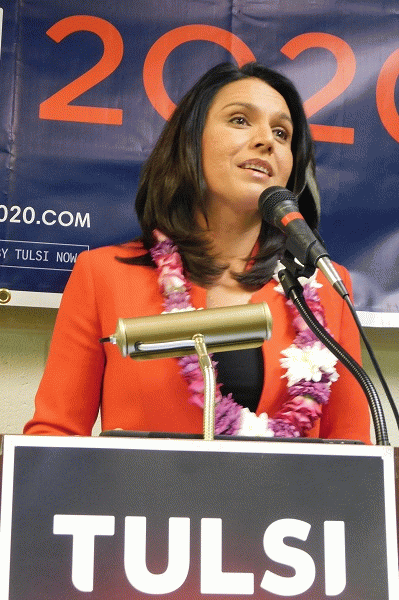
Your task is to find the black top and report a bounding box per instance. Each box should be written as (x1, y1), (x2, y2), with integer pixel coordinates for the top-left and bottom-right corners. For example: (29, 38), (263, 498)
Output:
(211, 347), (264, 413)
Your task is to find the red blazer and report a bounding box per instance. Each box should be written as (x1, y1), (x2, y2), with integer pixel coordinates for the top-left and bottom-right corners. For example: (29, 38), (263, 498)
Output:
(24, 243), (371, 443)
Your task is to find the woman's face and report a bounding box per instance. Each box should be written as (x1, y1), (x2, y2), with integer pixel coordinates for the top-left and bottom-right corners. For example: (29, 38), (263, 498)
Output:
(201, 77), (294, 218)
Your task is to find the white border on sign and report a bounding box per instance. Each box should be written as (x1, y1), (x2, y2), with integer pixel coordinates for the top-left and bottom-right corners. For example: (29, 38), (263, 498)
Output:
(0, 239), (89, 272)
(383, 453), (399, 599)
(1, 289), (62, 308)
(358, 311), (399, 328)
(2, 287), (399, 326)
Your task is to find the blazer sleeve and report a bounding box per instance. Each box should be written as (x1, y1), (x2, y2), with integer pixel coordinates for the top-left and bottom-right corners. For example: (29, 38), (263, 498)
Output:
(24, 252), (104, 436)
(317, 266), (371, 444)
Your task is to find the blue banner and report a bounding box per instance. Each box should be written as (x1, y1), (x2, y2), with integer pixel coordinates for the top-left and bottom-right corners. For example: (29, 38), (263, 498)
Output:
(0, 0), (398, 320)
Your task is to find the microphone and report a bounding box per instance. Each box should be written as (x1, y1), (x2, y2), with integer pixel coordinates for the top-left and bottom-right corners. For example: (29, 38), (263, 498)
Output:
(259, 186), (349, 298)
(102, 302), (272, 360)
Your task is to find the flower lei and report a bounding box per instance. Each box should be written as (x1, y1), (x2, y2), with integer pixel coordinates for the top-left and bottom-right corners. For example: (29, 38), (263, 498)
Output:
(150, 230), (339, 438)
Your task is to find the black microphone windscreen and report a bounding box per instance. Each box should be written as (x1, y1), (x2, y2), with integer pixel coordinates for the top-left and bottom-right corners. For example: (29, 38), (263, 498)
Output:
(258, 186), (298, 223)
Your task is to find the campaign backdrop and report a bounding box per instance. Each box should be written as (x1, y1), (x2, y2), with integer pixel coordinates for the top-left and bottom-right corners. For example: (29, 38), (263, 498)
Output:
(0, 0), (398, 321)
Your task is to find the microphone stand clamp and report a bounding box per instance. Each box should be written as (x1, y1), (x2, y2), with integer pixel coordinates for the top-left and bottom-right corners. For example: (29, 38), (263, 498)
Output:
(280, 249), (315, 281)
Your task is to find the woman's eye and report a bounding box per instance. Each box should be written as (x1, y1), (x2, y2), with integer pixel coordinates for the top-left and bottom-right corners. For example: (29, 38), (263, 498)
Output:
(273, 128), (289, 141)
(230, 116), (249, 126)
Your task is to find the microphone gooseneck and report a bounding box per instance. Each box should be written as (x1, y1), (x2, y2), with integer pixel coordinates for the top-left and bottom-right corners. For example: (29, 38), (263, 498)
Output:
(278, 268), (390, 446)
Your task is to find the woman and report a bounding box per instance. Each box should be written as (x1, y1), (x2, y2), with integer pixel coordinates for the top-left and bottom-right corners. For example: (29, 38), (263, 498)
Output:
(24, 63), (371, 442)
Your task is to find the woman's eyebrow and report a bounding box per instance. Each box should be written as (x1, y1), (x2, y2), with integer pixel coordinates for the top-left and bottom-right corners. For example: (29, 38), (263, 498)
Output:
(221, 101), (256, 111)
(221, 102), (293, 126)
(277, 112), (294, 127)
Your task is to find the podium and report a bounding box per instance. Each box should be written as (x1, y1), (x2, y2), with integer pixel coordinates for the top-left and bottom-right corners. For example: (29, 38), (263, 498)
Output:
(1, 434), (398, 599)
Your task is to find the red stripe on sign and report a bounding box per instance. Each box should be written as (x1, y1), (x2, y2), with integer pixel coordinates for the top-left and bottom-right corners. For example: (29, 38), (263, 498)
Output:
(281, 212), (304, 226)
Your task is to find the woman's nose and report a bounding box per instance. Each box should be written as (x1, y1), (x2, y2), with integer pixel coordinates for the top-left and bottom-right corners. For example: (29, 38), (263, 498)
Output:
(250, 124), (274, 151)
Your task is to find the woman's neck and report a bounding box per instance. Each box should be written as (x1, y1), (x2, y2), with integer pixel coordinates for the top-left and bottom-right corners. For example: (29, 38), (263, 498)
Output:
(198, 207), (262, 275)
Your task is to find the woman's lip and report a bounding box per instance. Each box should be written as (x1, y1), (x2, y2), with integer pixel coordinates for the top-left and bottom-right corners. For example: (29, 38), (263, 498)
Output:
(238, 160), (273, 176)
(239, 164), (272, 177)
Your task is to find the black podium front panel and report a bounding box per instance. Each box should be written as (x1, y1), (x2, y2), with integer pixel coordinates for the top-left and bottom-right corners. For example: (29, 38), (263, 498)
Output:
(0, 436), (398, 599)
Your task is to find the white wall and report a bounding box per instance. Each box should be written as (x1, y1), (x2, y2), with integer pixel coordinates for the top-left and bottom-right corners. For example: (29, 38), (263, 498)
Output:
(1, 305), (399, 445)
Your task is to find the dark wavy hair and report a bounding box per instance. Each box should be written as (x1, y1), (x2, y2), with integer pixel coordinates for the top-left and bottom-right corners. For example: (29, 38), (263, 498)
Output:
(122, 62), (319, 288)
